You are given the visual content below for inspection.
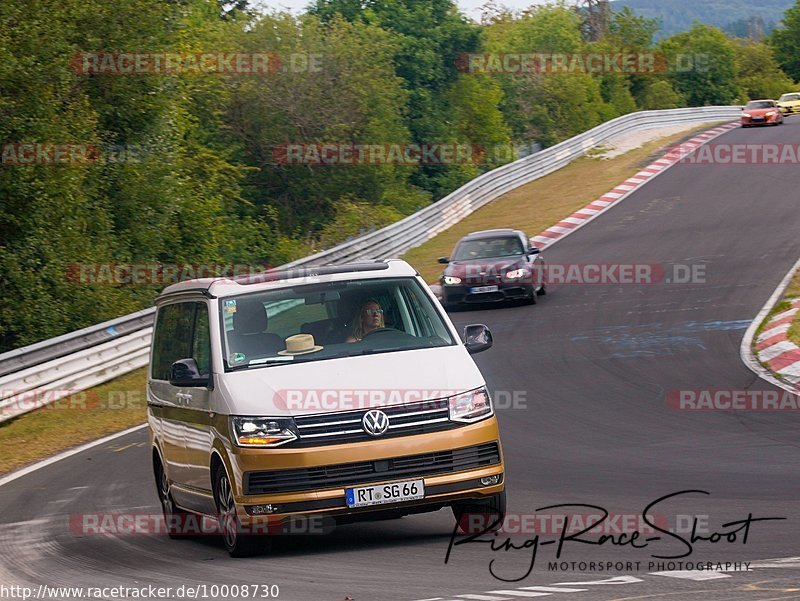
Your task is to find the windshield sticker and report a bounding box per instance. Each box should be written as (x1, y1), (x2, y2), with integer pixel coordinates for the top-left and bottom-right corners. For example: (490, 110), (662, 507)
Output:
(224, 299), (237, 314)
(231, 352), (246, 364)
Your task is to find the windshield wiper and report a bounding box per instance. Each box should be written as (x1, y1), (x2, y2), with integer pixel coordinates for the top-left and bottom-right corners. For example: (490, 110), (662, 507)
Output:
(352, 346), (413, 356)
(228, 356), (294, 370)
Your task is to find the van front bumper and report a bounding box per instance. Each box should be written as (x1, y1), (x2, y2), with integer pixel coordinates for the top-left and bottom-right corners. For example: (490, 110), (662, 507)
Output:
(226, 416), (504, 523)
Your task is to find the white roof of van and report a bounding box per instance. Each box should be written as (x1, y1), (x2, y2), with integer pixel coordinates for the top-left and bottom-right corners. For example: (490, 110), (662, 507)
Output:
(156, 259), (418, 301)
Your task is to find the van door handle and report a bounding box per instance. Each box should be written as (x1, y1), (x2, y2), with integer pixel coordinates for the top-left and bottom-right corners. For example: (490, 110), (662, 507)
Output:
(176, 392), (193, 405)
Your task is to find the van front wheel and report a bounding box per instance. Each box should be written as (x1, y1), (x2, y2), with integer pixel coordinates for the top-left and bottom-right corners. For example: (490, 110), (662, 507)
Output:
(452, 490), (506, 535)
(214, 465), (263, 557)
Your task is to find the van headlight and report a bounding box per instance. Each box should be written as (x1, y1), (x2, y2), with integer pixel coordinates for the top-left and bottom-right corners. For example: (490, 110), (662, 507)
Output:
(231, 417), (297, 447)
(448, 388), (493, 423)
(444, 276), (462, 285)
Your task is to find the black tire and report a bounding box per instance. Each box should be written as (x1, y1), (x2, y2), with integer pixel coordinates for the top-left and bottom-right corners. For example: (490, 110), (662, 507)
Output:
(452, 490), (507, 535)
(538, 282), (547, 296)
(154, 458), (188, 539)
(524, 288), (537, 305)
(214, 464), (263, 557)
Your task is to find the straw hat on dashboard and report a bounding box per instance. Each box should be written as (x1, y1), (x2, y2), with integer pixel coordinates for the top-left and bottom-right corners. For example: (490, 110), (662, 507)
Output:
(278, 333), (324, 355)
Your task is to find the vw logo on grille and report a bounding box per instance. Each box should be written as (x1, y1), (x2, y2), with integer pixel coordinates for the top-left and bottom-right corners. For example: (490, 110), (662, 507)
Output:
(362, 409), (390, 436)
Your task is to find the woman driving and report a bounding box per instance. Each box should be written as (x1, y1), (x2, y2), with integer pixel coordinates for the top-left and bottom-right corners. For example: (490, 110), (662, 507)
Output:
(346, 299), (385, 342)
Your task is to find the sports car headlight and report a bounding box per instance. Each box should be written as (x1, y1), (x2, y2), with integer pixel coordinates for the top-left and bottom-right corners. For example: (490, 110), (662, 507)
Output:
(742, 113), (751, 118)
(448, 388), (493, 423)
(444, 276), (462, 285)
(766, 111), (776, 117)
(505, 268), (529, 279)
(231, 416), (297, 447)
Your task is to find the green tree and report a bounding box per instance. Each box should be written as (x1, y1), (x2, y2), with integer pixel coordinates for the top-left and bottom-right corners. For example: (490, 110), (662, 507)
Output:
(770, 0), (800, 82)
(734, 40), (795, 99)
(605, 7), (659, 107)
(0, 0), (128, 349)
(225, 13), (428, 248)
(639, 79), (685, 109)
(0, 0), (265, 350)
(484, 5), (609, 146)
(658, 23), (741, 105)
(310, 0), (505, 198)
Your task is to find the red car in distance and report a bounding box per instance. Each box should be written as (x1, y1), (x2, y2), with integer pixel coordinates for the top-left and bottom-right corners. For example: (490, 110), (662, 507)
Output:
(741, 99), (784, 127)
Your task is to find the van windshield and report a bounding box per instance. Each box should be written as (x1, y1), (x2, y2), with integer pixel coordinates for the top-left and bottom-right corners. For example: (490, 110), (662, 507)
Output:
(220, 277), (456, 369)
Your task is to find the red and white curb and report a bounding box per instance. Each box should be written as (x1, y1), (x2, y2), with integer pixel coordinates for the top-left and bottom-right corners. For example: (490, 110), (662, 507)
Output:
(529, 123), (739, 249)
(740, 255), (800, 395)
(755, 298), (800, 389)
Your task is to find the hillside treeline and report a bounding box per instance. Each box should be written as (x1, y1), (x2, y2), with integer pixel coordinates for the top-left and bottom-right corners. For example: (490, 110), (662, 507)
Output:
(1, 0), (797, 351)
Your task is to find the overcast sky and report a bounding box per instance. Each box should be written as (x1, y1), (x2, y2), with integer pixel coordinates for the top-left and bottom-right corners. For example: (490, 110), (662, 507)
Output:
(257, 0), (559, 21)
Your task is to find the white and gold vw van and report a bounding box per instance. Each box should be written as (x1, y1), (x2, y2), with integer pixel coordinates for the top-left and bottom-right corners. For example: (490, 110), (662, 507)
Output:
(148, 259), (504, 556)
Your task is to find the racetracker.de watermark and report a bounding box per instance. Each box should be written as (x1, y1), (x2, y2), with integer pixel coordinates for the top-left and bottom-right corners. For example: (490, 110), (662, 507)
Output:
(0, 390), (144, 418)
(456, 52), (709, 75)
(0, 143), (145, 165)
(447, 263), (707, 285)
(70, 52), (322, 75)
(275, 389), (527, 411)
(666, 389), (800, 411)
(69, 513), (331, 536)
(273, 143), (481, 165)
(66, 262), (277, 285)
(460, 511), (669, 536)
(669, 143), (800, 165)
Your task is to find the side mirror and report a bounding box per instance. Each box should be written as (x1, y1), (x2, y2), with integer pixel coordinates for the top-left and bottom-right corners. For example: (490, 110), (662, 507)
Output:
(528, 246), (540, 254)
(169, 358), (209, 388)
(438, 257), (450, 264)
(464, 324), (493, 355)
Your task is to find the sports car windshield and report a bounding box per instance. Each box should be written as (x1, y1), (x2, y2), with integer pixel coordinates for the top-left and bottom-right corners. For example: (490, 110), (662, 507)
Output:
(220, 277), (455, 369)
(745, 101), (774, 109)
(452, 237), (524, 260)
(779, 94), (800, 102)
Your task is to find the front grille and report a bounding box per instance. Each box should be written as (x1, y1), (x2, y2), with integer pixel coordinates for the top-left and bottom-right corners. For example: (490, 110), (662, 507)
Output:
(291, 398), (458, 447)
(244, 441), (500, 495)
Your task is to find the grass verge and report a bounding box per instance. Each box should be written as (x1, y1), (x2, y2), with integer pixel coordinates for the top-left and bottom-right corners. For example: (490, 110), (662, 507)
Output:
(0, 122), (724, 476)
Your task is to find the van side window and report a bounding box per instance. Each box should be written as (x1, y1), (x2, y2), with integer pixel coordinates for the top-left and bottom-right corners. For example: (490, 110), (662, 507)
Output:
(192, 303), (211, 376)
(151, 303), (195, 381)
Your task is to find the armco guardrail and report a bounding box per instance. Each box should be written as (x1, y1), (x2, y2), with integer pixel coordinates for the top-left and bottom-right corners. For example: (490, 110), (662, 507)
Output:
(0, 106), (739, 422)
